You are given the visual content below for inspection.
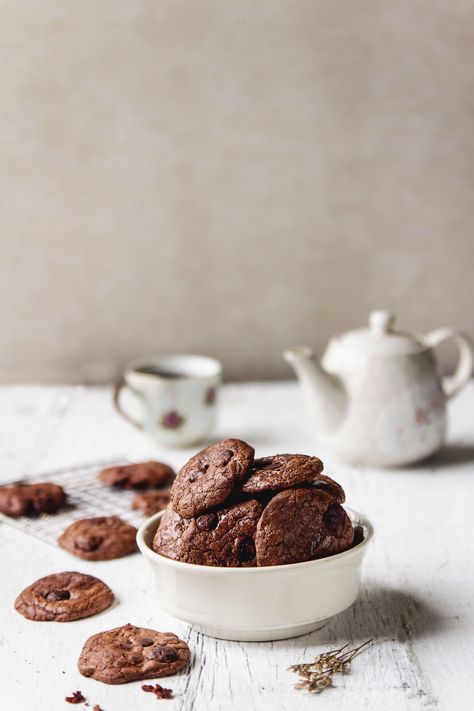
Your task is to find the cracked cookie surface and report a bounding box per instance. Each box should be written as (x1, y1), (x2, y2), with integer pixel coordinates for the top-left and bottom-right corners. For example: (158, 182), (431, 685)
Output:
(154, 499), (262, 567)
(152, 504), (192, 560)
(99, 461), (175, 490)
(58, 516), (137, 561)
(240, 455), (344, 501)
(15, 571), (114, 622)
(171, 439), (254, 518)
(255, 488), (353, 566)
(78, 623), (190, 684)
(0, 482), (66, 517)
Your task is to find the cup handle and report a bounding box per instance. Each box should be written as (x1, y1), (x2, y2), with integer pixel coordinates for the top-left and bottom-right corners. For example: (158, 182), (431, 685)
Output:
(113, 380), (145, 429)
(424, 328), (474, 399)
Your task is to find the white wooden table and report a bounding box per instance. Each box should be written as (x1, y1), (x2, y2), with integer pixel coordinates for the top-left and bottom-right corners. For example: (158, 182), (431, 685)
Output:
(1, 382), (473, 711)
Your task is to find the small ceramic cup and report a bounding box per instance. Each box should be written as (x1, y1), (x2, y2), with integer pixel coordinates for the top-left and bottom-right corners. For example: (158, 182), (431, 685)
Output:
(114, 355), (222, 447)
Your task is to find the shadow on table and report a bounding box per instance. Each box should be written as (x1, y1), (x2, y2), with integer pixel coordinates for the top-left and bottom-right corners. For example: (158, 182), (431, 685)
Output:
(412, 443), (474, 470)
(283, 584), (447, 649)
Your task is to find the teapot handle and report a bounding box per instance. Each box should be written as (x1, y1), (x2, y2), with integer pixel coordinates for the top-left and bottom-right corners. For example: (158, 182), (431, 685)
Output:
(424, 328), (473, 399)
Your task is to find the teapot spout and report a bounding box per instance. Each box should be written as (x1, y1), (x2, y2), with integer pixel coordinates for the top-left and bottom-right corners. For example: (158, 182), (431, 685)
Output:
(284, 346), (346, 434)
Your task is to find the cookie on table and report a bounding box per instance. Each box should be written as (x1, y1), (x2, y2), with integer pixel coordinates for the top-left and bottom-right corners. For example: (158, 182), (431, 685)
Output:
(58, 516), (137, 561)
(99, 461), (175, 490)
(171, 439), (254, 518)
(154, 499), (262, 567)
(15, 571), (114, 622)
(255, 487), (354, 567)
(78, 623), (190, 684)
(0, 482), (66, 517)
(240, 454), (344, 502)
(132, 491), (170, 517)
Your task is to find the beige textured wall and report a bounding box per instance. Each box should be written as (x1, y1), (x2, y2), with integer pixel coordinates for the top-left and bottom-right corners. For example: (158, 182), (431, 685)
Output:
(0, 1), (473, 382)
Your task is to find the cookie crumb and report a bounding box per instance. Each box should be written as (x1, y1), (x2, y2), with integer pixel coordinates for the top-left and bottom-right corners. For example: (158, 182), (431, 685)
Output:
(93, 705), (103, 711)
(65, 690), (86, 704)
(142, 683), (173, 699)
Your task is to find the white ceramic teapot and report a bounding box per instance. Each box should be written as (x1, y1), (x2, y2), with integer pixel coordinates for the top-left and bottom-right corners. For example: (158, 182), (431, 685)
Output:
(284, 310), (473, 467)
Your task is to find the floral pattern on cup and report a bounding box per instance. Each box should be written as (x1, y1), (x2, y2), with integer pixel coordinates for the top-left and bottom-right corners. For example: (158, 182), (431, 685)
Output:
(160, 410), (185, 429)
(204, 387), (216, 406)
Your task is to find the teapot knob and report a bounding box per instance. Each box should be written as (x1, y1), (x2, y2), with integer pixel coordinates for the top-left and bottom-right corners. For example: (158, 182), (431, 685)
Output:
(369, 309), (395, 336)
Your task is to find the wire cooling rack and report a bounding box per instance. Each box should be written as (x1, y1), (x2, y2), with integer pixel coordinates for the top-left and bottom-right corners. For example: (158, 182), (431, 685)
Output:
(0, 459), (146, 548)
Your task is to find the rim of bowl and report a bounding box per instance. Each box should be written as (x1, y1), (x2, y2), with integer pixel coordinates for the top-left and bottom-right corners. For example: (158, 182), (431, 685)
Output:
(137, 506), (374, 574)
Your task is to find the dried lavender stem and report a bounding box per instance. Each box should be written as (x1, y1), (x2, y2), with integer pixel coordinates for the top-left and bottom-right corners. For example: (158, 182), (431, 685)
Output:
(289, 639), (373, 695)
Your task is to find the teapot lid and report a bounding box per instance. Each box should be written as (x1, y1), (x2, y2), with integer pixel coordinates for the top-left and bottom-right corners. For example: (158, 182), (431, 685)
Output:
(323, 310), (426, 367)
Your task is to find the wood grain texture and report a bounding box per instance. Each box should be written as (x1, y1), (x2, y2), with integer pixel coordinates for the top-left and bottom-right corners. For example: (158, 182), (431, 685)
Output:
(1, 382), (473, 710)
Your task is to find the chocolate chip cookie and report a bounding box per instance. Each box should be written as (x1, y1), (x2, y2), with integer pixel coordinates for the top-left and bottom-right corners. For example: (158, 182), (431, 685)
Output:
(171, 439), (254, 518)
(99, 461), (175, 490)
(155, 499), (262, 567)
(58, 516), (137, 561)
(132, 491), (170, 517)
(15, 572), (114, 622)
(78, 623), (190, 684)
(152, 504), (193, 560)
(255, 487), (353, 566)
(241, 454), (330, 493)
(0, 482), (66, 517)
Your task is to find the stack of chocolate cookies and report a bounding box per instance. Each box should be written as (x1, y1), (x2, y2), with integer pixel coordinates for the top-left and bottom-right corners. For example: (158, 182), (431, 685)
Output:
(153, 438), (354, 567)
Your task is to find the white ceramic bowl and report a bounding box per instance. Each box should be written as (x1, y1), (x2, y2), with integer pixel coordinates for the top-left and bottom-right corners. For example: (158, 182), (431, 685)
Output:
(137, 508), (374, 642)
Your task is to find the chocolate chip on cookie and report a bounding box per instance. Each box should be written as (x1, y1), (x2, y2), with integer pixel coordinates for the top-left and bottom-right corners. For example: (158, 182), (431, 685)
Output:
(78, 623), (190, 684)
(132, 491), (171, 517)
(255, 487), (353, 566)
(58, 516), (137, 561)
(0, 482), (67, 518)
(154, 499), (262, 567)
(171, 439), (254, 518)
(15, 571), (114, 622)
(99, 461), (175, 490)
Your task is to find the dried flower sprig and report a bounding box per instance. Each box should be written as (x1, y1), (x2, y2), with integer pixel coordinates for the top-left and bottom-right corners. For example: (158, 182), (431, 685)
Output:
(289, 639), (373, 694)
